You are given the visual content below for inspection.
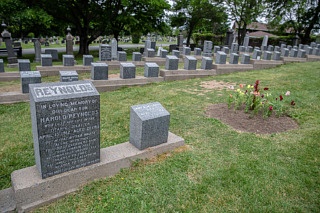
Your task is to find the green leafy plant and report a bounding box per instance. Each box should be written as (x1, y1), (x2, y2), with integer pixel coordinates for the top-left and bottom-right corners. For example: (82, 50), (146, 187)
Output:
(228, 80), (296, 118)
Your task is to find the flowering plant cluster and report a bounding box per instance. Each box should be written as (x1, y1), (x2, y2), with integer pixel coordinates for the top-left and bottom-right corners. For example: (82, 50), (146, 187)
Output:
(227, 80), (295, 117)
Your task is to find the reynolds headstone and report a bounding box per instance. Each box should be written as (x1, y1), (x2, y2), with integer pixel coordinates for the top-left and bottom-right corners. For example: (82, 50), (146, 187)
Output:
(29, 81), (100, 179)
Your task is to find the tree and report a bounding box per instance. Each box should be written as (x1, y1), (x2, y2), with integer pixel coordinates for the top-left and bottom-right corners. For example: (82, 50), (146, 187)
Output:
(224, 0), (264, 45)
(265, 0), (320, 43)
(170, 0), (228, 46)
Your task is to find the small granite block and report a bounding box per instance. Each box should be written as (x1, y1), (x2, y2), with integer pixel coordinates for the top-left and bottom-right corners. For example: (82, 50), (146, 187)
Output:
(306, 47), (313, 55)
(29, 81), (100, 178)
(254, 47), (260, 50)
(99, 44), (111, 61)
(281, 44), (286, 49)
(63, 55), (75, 66)
(239, 46), (246, 52)
(184, 56), (197, 70)
(91, 63), (108, 80)
(281, 48), (289, 57)
(41, 54), (52, 66)
(118, 51), (127, 61)
(59, 71), (78, 82)
(146, 48), (155, 57)
(120, 62), (136, 79)
(231, 43), (238, 53)
(201, 57), (213, 70)
(263, 51), (272, 60)
(298, 44), (304, 49)
(18, 59), (31, 72)
(312, 48), (319, 56)
(252, 49), (262, 59)
(130, 102), (170, 150)
(144, 63), (159, 77)
(247, 46), (254, 53)
(160, 49), (168, 58)
(44, 49), (59, 61)
(297, 49), (306, 58)
(213, 46), (220, 53)
(0, 59), (4, 72)
(272, 51), (281, 60)
(267, 45), (274, 51)
(274, 46), (280, 52)
(132, 52), (142, 61)
(241, 54), (250, 64)
(202, 52), (213, 57)
(287, 45), (292, 50)
(229, 53), (239, 64)
(261, 46), (267, 51)
(20, 71), (41, 93)
(83, 55), (93, 66)
(290, 49), (298, 57)
(215, 51), (227, 64)
(317, 44), (320, 49)
(194, 48), (201, 56)
(222, 47), (229, 54)
(310, 42), (316, 48)
(165, 55), (179, 70)
(183, 47), (191, 55)
(172, 50), (180, 58)
(293, 45), (298, 49)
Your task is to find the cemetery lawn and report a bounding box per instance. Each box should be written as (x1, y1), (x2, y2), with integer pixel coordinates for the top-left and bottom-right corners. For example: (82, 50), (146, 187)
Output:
(1, 61), (320, 212)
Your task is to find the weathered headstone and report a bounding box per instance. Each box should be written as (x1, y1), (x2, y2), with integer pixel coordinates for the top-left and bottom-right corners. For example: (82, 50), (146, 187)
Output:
(252, 49), (262, 59)
(1, 22), (17, 64)
(146, 48), (155, 57)
(287, 45), (292, 50)
(0, 59), (4, 72)
(99, 44), (111, 61)
(290, 49), (298, 57)
(225, 29), (234, 48)
(280, 44), (286, 49)
(312, 48), (319, 56)
(297, 49), (306, 58)
(310, 42), (316, 48)
(241, 54), (250, 64)
(298, 44), (304, 49)
(18, 59), (31, 72)
(83, 55), (93, 66)
(144, 35), (151, 57)
(261, 35), (268, 50)
(243, 36), (249, 47)
(239, 46), (246, 52)
(183, 47), (191, 55)
(201, 57), (212, 70)
(91, 63), (108, 80)
(213, 46), (220, 53)
(63, 55), (75, 66)
(41, 54), (52, 66)
(178, 32), (183, 53)
(305, 47), (313, 55)
(274, 46), (280, 52)
(45, 49), (59, 61)
(229, 53), (239, 64)
(151, 41), (156, 50)
(172, 50), (180, 58)
(111, 38), (118, 60)
(20, 71), (41, 93)
(184, 56), (197, 70)
(60, 71), (78, 82)
(66, 27), (73, 55)
(267, 45), (274, 52)
(231, 43), (238, 54)
(281, 48), (289, 57)
(120, 62), (135, 79)
(165, 55), (179, 70)
(263, 51), (272, 60)
(132, 52), (142, 61)
(222, 47), (230, 54)
(130, 102), (170, 150)
(246, 46), (253, 53)
(160, 49), (168, 58)
(29, 81), (100, 179)
(194, 48), (201, 56)
(34, 39), (41, 63)
(215, 51), (227, 64)
(144, 63), (159, 77)
(203, 40), (213, 57)
(272, 51), (281, 60)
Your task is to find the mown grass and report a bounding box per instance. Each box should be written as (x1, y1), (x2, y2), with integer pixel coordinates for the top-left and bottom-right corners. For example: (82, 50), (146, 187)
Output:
(0, 61), (319, 212)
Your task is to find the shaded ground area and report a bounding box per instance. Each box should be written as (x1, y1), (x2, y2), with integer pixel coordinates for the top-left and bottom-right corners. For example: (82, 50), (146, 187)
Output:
(205, 103), (299, 134)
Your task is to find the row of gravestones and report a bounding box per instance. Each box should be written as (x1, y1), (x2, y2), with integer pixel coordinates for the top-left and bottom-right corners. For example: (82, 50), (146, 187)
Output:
(20, 62), (160, 93)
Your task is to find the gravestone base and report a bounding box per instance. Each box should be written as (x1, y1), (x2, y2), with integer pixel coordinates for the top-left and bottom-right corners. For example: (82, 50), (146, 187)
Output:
(212, 64), (253, 75)
(250, 59), (284, 69)
(160, 69), (216, 81)
(306, 55), (320, 62)
(9, 132), (184, 212)
(282, 57), (307, 64)
(7, 63), (18, 68)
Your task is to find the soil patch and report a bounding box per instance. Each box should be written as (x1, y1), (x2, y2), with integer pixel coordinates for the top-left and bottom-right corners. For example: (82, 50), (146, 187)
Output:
(205, 103), (299, 134)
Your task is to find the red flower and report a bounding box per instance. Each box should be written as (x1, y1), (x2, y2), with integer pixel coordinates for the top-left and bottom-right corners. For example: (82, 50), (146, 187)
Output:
(276, 98), (278, 101)
(280, 95), (283, 101)
(291, 100), (295, 106)
(269, 106), (273, 111)
(255, 80), (260, 85)
(264, 87), (269, 90)
(261, 94), (264, 98)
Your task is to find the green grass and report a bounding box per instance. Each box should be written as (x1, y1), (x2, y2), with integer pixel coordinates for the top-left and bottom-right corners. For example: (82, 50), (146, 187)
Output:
(1, 61), (320, 212)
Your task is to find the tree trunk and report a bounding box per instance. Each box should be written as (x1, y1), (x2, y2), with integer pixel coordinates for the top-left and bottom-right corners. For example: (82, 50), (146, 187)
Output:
(78, 28), (89, 55)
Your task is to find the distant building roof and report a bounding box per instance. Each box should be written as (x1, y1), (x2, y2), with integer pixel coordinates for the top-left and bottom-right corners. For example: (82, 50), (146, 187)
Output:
(233, 22), (292, 34)
(248, 31), (278, 37)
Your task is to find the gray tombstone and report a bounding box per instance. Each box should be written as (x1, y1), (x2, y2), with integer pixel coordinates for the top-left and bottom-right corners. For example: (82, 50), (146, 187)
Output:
(203, 40), (213, 56)
(239, 46), (246, 52)
(178, 33), (183, 53)
(146, 48), (155, 57)
(118, 51), (127, 61)
(20, 71), (41, 93)
(111, 38), (118, 60)
(287, 45), (292, 50)
(0, 59), (4, 72)
(201, 57), (212, 70)
(29, 81), (100, 179)
(34, 40), (41, 63)
(272, 51), (281, 60)
(293, 45), (298, 50)
(298, 44), (304, 49)
(231, 43), (238, 54)
(183, 47), (191, 55)
(165, 55), (179, 70)
(215, 51), (227, 64)
(83, 55), (94, 66)
(297, 49), (306, 58)
(274, 46), (280, 52)
(262, 35), (268, 47)
(290, 49), (298, 57)
(243, 36), (250, 47)
(280, 44), (286, 49)
(306, 47), (313, 55)
(310, 42), (316, 48)
(144, 37), (152, 57)
(281, 48), (289, 57)
(144, 63), (159, 77)
(213, 46), (220, 53)
(129, 102), (170, 150)
(120, 62), (136, 79)
(172, 50), (180, 58)
(245, 46), (253, 53)
(60, 71), (78, 82)
(267, 45), (274, 51)
(252, 49), (262, 59)
(229, 53), (239, 64)
(160, 49), (168, 58)
(44, 49), (59, 61)
(1, 23), (17, 64)
(63, 55), (75, 66)
(132, 52), (142, 61)
(18, 59), (31, 72)
(184, 56), (197, 70)
(241, 54), (250, 64)
(303, 45), (309, 51)
(312, 48), (319, 56)
(91, 63), (108, 80)
(151, 41), (156, 50)
(99, 44), (112, 61)
(41, 54), (52, 66)
(263, 51), (272, 60)
(194, 48), (201, 56)
(66, 27), (73, 55)
(222, 47), (230, 54)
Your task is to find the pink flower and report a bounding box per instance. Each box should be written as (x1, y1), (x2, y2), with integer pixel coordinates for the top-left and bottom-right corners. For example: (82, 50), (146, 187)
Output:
(285, 91), (290, 96)
(269, 106), (273, 111)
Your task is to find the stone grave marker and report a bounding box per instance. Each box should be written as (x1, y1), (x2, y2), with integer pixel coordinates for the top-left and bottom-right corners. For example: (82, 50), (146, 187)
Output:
(34, 40), (41, 63)
(267, 45), (274, 51)
(272, 51), (281, 60)
(91, 63), (108, 80)
(252, 49), (262, 59)
(305, 47), (313, 55)
(229, 53), (239, 64)
(297, 49), (306, 58)
(132, 52), (142, 61)
(1, 23), (17, 64)
(130, 102), (170, 150)
(41, 54), (52, 66)
(111, 38), (118, 60)
(184, 56), (197, 70)
(231, 43), (238, 54)
(165, 55), (179, 70)
(274, 46), (280, 52)
(45, 49), (59, 61)
(243, 36), (249, 47)
(60, 71), (78, 82)
(290, 49), (298, 57)
(222, 47), (229, 54)
(215, 51), (227, 64)
(183, 47), (191, 55)
(20, 71), (41, 93)
(63, 55), (75, 66)
(287, 45), (292, 50)
(66, 27), (73, 55)
(213, 46), (220, 53)
(144, 63), (159, 77)
(246, 46), (253, 53)
(298, 44), (304, 49)
(201, 57), (212, 70)
(83, 55), (93, 66)
(281, 48), (289, 57)
(0, 59), (4, 72)
(241, 54), (250, 64)
(312, 48), (319, 55)
(160, 49), (168, 58)
(172, 50), (180, 58)
(194, 48), (201, 56)
(118, 51), (127, 61)
(29, 81), (100, 179)
(146, 48), (155, 57)
(263, 51), (272, 60)
(203, 40), (213, 57)
(18, 59), (31, 72)
(99, 44), (111, 61)
(144, 37), (151, 57)
(120, 62), (135, 79)
(239, 46), (246, 52)
(261, 35), (268, 50)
